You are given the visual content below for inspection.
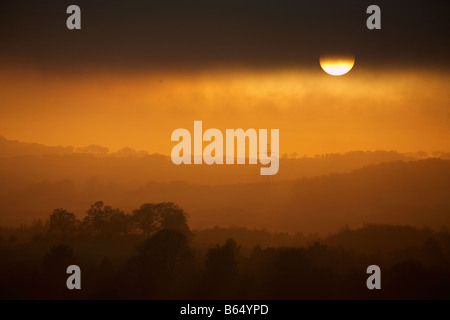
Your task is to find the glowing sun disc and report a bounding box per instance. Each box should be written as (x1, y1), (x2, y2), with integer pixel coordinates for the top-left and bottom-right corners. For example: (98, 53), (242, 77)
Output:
(320, 56), (355, 76)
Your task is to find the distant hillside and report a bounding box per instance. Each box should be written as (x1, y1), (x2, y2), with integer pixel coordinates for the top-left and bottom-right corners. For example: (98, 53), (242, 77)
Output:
(0, 136), (74, 156)
(0, 140), (449, 233)
(0, 136), (445, 188)
(283, 159), (450, 232)
(0, 136), (148, 157)
(324, 224), (436, 255)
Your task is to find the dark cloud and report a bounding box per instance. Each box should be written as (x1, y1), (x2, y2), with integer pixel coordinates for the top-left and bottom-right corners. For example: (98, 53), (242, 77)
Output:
(0, 0), (448, 71)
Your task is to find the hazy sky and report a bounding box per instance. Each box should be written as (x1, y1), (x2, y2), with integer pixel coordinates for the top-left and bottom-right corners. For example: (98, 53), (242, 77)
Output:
(0, 0), (449, 155)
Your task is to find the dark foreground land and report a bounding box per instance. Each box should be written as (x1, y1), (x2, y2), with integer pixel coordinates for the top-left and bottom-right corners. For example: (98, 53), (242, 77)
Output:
(1, 208), (449, 299)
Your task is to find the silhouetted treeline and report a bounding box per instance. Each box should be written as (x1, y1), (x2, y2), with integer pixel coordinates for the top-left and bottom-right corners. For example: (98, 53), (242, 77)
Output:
(0, 204), (450, 299)
(41, 201), (192, 240)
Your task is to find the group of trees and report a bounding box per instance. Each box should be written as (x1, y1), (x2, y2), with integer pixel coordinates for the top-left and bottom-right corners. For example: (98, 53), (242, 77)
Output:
(2, 200), (450, 299)
(48, 201), (192, 239)
(1, 209), (450, 299)
(34, 231), (450, 299)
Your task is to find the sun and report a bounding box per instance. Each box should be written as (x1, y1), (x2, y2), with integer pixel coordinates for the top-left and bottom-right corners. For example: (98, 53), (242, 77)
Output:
(319, 55), (355, 76)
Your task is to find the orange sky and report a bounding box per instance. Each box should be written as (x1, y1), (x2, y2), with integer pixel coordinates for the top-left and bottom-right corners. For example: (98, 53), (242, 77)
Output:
(0, 65), (449, 156)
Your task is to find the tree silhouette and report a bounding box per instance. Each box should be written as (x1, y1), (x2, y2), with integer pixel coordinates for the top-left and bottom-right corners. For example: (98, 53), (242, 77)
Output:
(132, 203), (160, 238)
(48, 208), (77, 239)
(108, 210), (131, 237)
(157, 202), (194, 239)
(83, 201), (126, 238)
(43, 244), (76, 273)
(202, 238), (240, 298)
(204, 238), (240, 278)
(42, 244), (76, 296)
(136, 230), (193, 273)
(126, 229), (196, 298)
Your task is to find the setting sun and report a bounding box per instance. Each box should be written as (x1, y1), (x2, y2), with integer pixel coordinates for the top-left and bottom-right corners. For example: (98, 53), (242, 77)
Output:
(319, 55), (355, 76)
(0, 0), (449, 303)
